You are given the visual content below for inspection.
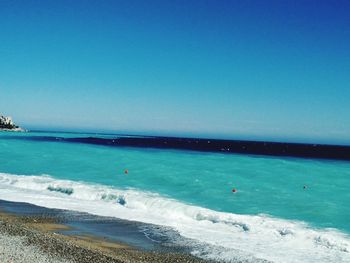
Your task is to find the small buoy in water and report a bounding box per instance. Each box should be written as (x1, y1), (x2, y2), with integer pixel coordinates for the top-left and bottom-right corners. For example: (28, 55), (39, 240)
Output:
(232, 188), (237, 193)
(303, 185), (307, 189)
(124, 169), (128, 174)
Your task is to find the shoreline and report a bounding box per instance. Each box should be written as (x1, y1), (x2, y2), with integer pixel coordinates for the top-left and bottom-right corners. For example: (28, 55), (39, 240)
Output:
(0, 200), (207, 263)
(0, 128), (26, 132)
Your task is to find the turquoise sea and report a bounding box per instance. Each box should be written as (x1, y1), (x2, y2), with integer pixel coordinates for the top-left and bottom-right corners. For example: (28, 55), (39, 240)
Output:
(0, 131), (349, 262)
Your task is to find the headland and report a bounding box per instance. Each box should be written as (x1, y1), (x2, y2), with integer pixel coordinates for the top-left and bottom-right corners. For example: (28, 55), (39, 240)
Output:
(0, 115), (24, 132)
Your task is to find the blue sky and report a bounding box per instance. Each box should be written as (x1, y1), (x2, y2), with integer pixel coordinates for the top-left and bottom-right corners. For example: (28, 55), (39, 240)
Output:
(0, 0), (349, 144)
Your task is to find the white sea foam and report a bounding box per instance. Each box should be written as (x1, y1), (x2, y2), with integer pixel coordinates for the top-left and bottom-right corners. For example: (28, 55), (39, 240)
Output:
(0, 172), (349, 262)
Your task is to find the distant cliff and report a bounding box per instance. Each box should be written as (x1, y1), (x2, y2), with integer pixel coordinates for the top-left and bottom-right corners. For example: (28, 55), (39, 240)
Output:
(0, 115), (24, 131)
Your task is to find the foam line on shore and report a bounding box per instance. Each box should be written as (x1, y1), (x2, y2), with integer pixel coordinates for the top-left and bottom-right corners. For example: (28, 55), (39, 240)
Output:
(0, 172), (349, 262)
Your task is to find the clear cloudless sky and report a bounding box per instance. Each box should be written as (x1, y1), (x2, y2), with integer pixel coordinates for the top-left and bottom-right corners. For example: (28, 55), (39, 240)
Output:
(0, 0), (349, 144)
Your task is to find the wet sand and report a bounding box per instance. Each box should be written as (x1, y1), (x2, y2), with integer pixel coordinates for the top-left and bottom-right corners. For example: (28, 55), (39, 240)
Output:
(0, 205), (207, 263)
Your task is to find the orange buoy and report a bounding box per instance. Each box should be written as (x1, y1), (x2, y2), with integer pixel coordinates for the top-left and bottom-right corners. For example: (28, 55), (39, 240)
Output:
(124, 169), (128, 174)
(232, 188), (237, 193)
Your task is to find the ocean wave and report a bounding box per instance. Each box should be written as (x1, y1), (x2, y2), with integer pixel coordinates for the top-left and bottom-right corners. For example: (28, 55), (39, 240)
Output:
(47, 185), (74, 195)
(0, 172), (349, 262)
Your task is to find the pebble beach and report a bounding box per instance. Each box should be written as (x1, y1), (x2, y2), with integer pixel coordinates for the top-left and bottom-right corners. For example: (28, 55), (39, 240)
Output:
(0, 210), (206, 263)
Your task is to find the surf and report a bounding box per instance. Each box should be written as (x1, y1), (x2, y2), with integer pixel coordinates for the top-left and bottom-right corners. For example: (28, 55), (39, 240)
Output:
(0, 172), (349, 262)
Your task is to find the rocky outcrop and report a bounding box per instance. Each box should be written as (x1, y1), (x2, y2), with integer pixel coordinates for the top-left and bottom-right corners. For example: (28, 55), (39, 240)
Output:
(0, 115), (24, 131)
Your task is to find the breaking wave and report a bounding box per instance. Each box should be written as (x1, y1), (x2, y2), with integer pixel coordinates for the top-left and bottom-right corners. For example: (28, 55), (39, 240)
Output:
(0, 172), (349, 262)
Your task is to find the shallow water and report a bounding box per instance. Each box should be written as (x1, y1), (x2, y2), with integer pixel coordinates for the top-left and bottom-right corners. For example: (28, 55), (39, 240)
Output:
(0, 131), (349, 262)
